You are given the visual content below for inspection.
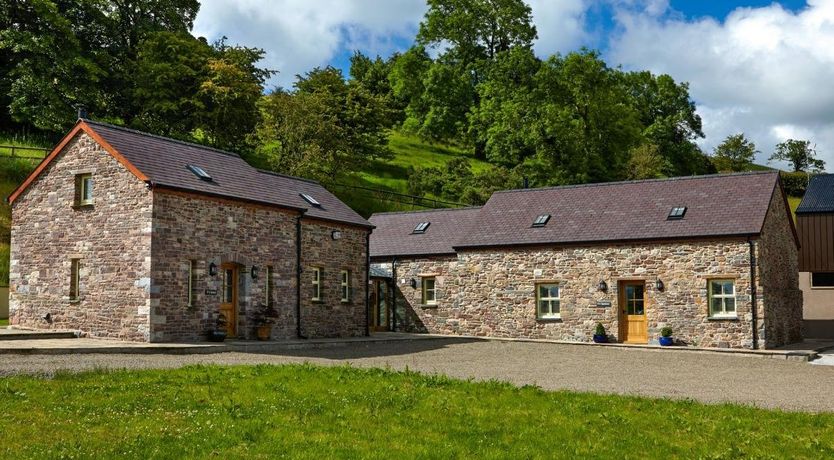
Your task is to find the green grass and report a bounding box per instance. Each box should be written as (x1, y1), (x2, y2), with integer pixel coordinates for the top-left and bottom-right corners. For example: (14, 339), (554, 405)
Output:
(0, 364), (832, 458)
(0, 319), (7, 326)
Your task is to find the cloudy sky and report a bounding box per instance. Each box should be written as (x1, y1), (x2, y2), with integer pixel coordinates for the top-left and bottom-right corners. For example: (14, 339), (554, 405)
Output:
(193, 0), (834, 171)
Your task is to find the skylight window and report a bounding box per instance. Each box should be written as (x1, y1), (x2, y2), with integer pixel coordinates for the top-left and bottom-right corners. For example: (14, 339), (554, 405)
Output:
(668, 207), (687, 220)
(412, 222), (430, 234)
(532, 214), (551, 227)
(300, 193), (321, 207)
(187, 164), (212, 182)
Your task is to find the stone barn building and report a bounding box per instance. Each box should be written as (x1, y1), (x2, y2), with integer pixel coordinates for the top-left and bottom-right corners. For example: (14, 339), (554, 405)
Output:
(370, 172), (803, 349)
(8, 119), (372, 342)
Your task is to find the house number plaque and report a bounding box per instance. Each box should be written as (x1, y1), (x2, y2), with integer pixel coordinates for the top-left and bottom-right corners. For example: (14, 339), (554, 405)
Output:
(596, 300), (612, 308)
(205, 289), (218, 295)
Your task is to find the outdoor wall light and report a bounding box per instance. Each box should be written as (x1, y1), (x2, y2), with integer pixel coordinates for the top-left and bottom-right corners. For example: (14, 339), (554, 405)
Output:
(656, 279), (665, 292)
(410, 278), (418, 289)
(598, 280), (608, 292)
(251, 266), (259, 280)
(209, 262), (218, 277)
(331, 230), (342, 240)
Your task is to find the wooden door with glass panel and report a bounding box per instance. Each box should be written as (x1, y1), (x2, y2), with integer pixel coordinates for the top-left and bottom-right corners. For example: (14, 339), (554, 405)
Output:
(220, 263), (238, 337)
(619, 281), (647, 343)
(370, 279), (390, 332)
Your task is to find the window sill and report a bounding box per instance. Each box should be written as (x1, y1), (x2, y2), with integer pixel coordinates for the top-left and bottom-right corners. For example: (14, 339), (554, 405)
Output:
(72, 204), (94, 210)
(707, 316), (739, 321)
(311, 299), (325, 304)
(340, 300), (351, 305)
(537, 317), (562, 322)
(421, 303), (438, 309)
(69, 299), (81, 304)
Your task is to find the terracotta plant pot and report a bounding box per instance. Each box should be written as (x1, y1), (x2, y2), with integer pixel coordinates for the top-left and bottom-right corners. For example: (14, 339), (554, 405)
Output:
(256, 325), (272, 341)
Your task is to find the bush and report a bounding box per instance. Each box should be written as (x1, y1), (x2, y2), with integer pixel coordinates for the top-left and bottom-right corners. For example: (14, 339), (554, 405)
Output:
(660, 327), (673, 338)
(781, 171), (811, 197)
(594, 323), (606, 336)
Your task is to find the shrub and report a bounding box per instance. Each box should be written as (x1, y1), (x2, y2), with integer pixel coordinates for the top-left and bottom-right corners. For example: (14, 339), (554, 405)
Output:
(660, 327), (673, 338)
(780, 171), (810, 197)
(594, 322), (606, 336)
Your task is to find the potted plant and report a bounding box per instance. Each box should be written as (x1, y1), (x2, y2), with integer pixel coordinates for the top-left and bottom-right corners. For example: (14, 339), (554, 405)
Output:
(252, 304), (278, 341)
(593, 322), (608, 343)
(659, 327), (674, 346)
(207, 314), (227, 342)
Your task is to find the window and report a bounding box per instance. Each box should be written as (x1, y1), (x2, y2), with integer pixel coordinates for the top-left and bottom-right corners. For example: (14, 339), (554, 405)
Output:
(69, 258), (81, 301)
(186, 164), (212, 181)
(708, 279), (736, 318)
(667, 206), (687, 220)
(300, 193), (321, 207)
(265, 266), (274, 306)
(75, 173), (93, 206)
(422, 277), (436, 305)
(412, 222), (430, 234)
(340, 270), (350, 303)
(532, 214), (551, 227)
(187, 260), (197, 307)
(311, 267), (322, 301)
(811, 272), (834, 288)
(536, 283), (560, 319)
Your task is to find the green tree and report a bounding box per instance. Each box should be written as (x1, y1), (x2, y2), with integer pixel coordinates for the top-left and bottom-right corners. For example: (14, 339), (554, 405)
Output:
(769, 139), (825, 172)
(627, 143), (666, 180)
(712, 133), (758, 172)
(389, 46), (432, 134)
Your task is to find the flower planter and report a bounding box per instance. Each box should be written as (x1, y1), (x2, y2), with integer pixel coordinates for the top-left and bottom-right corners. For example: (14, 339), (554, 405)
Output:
(592, 334), (608, 344)
(207, 330), (227, 342)
(659, 336), (674, 346)
(256, 325), (272, 341)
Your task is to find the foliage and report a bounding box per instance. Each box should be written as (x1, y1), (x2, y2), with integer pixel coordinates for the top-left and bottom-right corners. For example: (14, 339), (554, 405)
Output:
(594, 323), (606, 336)
(770, 139), (825, 173)
(712, 134), (759, 172)
(660, 327), (673, 338)
(781, 171), (812, 197)
(407, 157), (519, 205)
(254, 67), (391, 182)
(627, 143), (666, 180)
(0, 364), (833, 458)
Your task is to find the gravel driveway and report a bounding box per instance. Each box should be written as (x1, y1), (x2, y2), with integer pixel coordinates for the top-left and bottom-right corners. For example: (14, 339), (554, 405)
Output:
(2, 338), (834, 412)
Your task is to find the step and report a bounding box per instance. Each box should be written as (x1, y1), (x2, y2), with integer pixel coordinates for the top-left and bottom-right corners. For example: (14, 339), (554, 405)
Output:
(0, 330), (78, 341)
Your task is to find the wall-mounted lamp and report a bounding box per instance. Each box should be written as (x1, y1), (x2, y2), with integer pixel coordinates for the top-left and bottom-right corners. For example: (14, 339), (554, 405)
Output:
(208, 262), (218, 277)
(251, 266), (259, 280)
(331, 230), (342, 240)
(410, 278), (417, 289)
(42, 312), (52, 322)
(656, 279), (664, 292)
(598, 280), (608, 292)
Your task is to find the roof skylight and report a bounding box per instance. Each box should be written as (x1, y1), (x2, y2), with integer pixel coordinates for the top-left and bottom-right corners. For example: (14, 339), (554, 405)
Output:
(300, 193), (321, 207)
(667, 206), (687, 220)
(186, 164), (212, 182)
(532, 214), (551, 228)
(412, 222), (430, 234)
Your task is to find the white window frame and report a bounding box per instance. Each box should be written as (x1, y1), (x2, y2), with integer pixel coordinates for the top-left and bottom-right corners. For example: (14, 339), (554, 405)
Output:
(536, 283), (561, 319)
(70, 258), (81, 301)
(78, 173), (93, 205)
(422, 277), (437, 305)
(265, 265), (273, 306)
(340, 270), (350, 303)
(708, 279), (737, 318)
(312, 267), (322, 301)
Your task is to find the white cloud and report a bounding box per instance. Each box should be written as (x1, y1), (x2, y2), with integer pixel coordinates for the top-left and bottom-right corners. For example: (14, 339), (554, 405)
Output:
(527, 0), (590, 55)
(608, 0), (834, 171)
(193, 0), (427, 89)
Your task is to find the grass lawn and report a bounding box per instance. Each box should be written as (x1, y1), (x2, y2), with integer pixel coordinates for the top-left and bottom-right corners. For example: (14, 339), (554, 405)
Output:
(0, 318), (7, 326)
(0, 364), (832, 458)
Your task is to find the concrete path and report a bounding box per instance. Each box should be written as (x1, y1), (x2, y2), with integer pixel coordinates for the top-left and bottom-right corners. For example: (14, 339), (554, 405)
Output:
(812, 349), (834, 366)
(1, 338), (834, 412)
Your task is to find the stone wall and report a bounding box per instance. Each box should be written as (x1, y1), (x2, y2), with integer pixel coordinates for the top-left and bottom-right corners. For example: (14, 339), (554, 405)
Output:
(757, 188), (803, 347)
(390, 240), (764, 347)
(149, 191), (299, 342)
(9, 133), (153, 340)
(299, 219), (369, 338)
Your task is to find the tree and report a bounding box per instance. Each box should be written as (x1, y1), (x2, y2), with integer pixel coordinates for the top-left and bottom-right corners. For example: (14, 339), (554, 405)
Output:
(712, 133), (758, 172)
(389, 46), (432, 134)
(769, 139), (825, 172)
(627, 143), (666, 180)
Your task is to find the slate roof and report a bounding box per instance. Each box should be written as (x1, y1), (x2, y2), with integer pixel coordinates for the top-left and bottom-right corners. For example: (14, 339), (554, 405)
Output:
(369, 172), (784, 257)
(368, 207), (482, 258)
(11, 119), (370, 228)
(796, 174), (834, 214)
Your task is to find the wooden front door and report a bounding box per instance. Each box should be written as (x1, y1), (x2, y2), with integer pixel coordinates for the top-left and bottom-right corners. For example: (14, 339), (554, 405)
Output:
(370, 279), (390, 332)
(220, 263), (238, 337)
(619, 281), (647, 344)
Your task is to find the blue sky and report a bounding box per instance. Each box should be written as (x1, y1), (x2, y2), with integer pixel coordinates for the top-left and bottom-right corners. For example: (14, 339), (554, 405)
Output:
(193, 1), (834, 171)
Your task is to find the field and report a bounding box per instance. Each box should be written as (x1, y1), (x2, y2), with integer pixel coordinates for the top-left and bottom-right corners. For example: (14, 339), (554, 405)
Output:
(0, 364), (831, 458)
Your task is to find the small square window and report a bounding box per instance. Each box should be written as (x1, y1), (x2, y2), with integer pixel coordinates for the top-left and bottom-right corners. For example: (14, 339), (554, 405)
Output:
(708, 279), (736, 318)
(412, 222), (430, 234)
(340, 270), (350, 303)
(300, 193), (321, 207)
(532, 214), (550, 227)
(667, 207), (687, 220)
(75, 173), (93, 206)
(422, 277), (436, 305)
(536, 283), (560, 319)
(811, 272), (834, 288)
